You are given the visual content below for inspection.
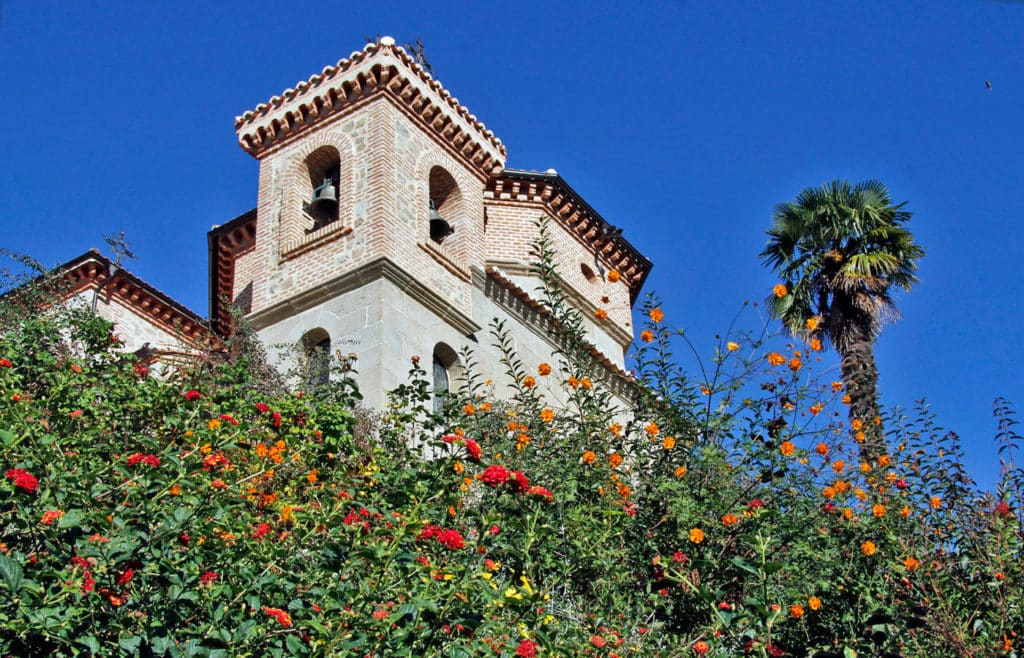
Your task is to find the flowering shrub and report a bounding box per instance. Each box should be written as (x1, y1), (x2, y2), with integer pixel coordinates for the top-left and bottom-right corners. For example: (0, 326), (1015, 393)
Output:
(0, 236), (1021, 657)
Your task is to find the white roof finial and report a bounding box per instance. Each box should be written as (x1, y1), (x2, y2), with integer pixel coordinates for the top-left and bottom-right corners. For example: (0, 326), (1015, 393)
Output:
(380, 36), (396, 46)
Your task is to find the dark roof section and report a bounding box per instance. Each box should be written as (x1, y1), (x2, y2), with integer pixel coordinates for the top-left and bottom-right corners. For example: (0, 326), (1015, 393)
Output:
(208, 208), (258, 336)
(491, 169), (653, 303)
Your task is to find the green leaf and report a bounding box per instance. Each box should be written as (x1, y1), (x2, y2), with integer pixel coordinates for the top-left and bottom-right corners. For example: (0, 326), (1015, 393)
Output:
(0, 554), (23, 592)
(77, 636), (101, 655)
(118, 636), (142, 653)
(0, 429), (15, 446)
(58, 508), (85, 529)
(285, 634), (307, 654)
(731, 557), (761, 578)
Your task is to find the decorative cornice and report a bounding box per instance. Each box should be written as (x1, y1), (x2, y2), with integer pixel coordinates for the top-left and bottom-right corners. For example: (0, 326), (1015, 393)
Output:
(245, 256), (482, 337)
(234, 38), (506, 175)
(481, 265), (636, 389)
(485, 170), (653, 303)
(58, 252), (210, 343)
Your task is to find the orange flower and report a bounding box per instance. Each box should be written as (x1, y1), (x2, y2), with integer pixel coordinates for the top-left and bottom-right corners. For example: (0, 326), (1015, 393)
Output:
(780, 441), (796, 456)
(463, 404), (476, 415)
(662, 436), (676, 450)
(767, 352), (786, 366)
(537, 363), (552, 376)
(674, 465), (687, 478)
(608, 423), (623, 437)
(726, 341), (740, 352)
(640, 330), (654, 343)
(831, 381), (843, 392)
(594, 308), (608, 320)
(788, 357), (802, 372)
(877, 455), (891, 467)
(842, 394), (852, 404)
(903, 556), (920, 571)
(567, 376), (580, 389)
(900, 506), (911, 518)
(789, 604), (805, 619)
(821, 486), (837, 499)
(809, 338), (823, 352)
(650, 307), (664, 323)
(808, 595), (821, 611)
(522, 376), (536, 388)
(169, 485), (182, 496)
(805, 316), (820, 331)
(773, 284), (788, 298)
(608, 453), (623, 468)
(810, 403), (824, 416)
(855, 431), (866, 443)
(306, 469), (318, 484)
(645, 422), (660, 437)
(700, 385), (711, 396)
(580, 377), (592, 389)
(582, 450), (597, 465)
(689, 528), (705, 544)
(607, 269), (621, 283)
(930, 496), (942, 509)
(814, 442), (829, 456)
(872, 504), (886, 518)
(207, 419), (221, 431)
(721, 513), (739, 526)
(851, 419), (864, 431)
(832, 460), (845, 474)
(540, 408), (554, 423)
(860, 541), (877, 556)
(40, 510), (64, 525)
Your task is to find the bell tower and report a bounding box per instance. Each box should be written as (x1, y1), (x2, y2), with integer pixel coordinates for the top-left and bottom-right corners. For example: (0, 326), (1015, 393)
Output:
(214, 37), (507, 406)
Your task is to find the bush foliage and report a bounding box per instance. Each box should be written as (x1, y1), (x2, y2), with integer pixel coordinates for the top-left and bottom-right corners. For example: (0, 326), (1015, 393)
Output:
(1, 238), (1021, 657)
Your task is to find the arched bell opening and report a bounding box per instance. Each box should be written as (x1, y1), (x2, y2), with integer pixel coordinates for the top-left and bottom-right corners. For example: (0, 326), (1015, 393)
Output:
(300, 328), (331, 390)
(428, 166), (461, 244)
(302, 146), (341, 232)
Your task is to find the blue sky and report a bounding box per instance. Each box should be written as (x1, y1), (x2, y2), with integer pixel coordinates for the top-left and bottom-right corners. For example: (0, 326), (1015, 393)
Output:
(1, 2), (1021, 490)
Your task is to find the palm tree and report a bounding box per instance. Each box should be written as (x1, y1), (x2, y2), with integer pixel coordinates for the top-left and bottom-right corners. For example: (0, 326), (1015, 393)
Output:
(761, 180), (925, 459)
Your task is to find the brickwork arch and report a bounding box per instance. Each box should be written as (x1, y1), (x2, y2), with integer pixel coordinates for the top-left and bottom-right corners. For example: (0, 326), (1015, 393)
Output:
(280, 129), (357, 254)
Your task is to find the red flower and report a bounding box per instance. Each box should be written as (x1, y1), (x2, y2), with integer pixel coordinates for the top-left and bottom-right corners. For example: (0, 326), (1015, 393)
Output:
(590, 635), (607, 649)
(255, 402), (269, 414)
(442, 434), (460, 444)
(252, 523), (272, 539)
(184, 390), (202, 401)
(117, 569), (134, 586)
(272, 412), (282, 428)
(262, 606), (292, 627)
(70, 556), (90, 570)
(489, 525), (500, 535)
(69, 409), (84, 418)
(0, 358), (12, 367)
(465, 439), (482, 462)
(994, 501), (1012, 517)
(133, 362), (148, 378)
(895, 478), (908, 490)
(126, 453), (160, 468)
(199, 571), (219, 586)
(526, 485), (554, 502)
(417, 524), (443, 541)
(436, 529), (465, 550)
(203, 453), (229, 471)
(748, 498), (765, 509)
(480, 464), (510, 487)
(509, 471), (530, 493)
(672, 551), (688, 564)
(516, 639), (539, 658)
(5, 468), (39, 493)
(219, 413), (239, 426)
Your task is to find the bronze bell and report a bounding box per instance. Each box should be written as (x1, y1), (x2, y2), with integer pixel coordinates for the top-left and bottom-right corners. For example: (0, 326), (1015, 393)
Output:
(307, 177), (338, 224)
(429, 199), (454, 242)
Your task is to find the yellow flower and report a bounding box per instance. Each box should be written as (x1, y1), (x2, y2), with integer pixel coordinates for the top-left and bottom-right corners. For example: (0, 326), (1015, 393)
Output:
(537, 363), (552, 376)
(855, 431), (866, 443)
(726, 341), (740, 352)
(773, 283), (788, 298)
(640, 330), (654, 343)
(767, 352), (786, 366)
(515, 433), (530, 451)
(650, 307), (664, 323)
(607, 269), (620, 283)
(808, 595), (822, 611)
(805, 317), (820, 331)
(580, 377), (592, 389)
(689, 528), (704, 544)
(860, 541), (877, 556)
(540, 408), (554, 423)
(662, 436), (675, 450)
(860, 462), (871, 473)
(674, 465), (687, 478)
(842, 508), (854, 520)
(780, 441), (796, 456)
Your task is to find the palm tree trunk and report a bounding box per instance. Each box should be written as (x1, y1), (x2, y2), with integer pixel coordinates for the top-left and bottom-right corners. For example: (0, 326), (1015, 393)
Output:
(839, 336), (884, 462)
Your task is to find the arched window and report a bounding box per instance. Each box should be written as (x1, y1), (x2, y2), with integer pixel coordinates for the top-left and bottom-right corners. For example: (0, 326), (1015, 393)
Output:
(301, 328), (331, 390)
(427, 166), (460, 244)
(301, 146), (341, 232)
(432, 342), (461, 412)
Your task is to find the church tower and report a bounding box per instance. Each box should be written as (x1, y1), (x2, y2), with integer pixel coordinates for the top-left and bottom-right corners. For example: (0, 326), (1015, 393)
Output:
(209, 38), (651, 408)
